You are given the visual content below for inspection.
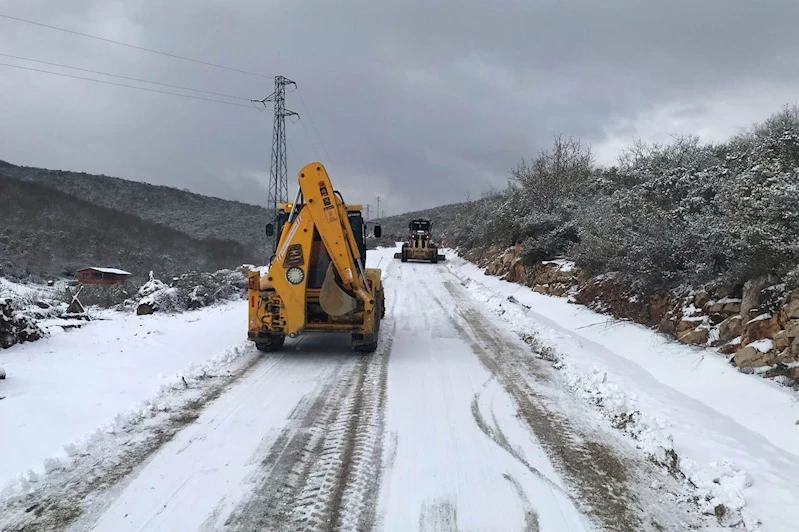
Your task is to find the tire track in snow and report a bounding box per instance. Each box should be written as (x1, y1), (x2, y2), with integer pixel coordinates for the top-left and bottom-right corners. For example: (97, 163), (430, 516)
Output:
(439, 277), (713, 532)
(227, 291), (395, 532)
(0, 344), (267, 532)
(503, 473), (540, 532)
(222, 360), (357, 531)
(469, 387), (565, 500)
(436, 281), (644, 531)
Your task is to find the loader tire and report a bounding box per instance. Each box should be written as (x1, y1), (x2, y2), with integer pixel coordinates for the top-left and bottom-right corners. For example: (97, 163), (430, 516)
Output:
(401, 249), (407, 263)
(255, 334), (285, 352)
(430, 246), (438, 264)
(353, 306), (381, 354)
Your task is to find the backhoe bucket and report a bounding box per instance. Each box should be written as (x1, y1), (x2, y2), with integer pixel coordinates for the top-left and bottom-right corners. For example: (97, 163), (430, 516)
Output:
(319, 262), (357, 316)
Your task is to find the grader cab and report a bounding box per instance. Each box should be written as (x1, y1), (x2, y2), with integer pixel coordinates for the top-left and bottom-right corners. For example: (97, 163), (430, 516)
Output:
(394, 218), (446, 263)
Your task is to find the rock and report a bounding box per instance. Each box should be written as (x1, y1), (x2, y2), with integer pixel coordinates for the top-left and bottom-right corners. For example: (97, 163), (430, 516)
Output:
(648, 295), (673, 327)
(722, 301), (741, 315)
(718, 315), (744, 343)
(718, 341), (742, 355)
(775, 348), (798, 365)
(533, 285), (548, 295)
(732, 346), (777, 368)
(785, 320), (799, 338)
(506, 261), (526, 283)
(677, 318), (703, 334)
(786, 292), (799, 320)
(741, 277), (772, 319)
(694, 291), (710, 308)
(500, 250), (515, 268)
(774, 330), (791, 351)
(792, 336), (799, 356)
(658, 316), (676, 335)
(35, 301), (50, 309)
(709, 313), (725, 325)
(743, 313), (780, 343)
(548, 283), (570, 297)
(678, 327), (708, 345)
(765, 363), (792, 379)
(136, 302), (155, 315)
(713, 283), (738, 299)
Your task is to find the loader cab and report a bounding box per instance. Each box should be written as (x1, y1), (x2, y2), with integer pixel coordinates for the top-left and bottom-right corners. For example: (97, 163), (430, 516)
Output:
(267, 203), (378, 288)
(306, 208), (372, 289)
(265, 206), (292, 251)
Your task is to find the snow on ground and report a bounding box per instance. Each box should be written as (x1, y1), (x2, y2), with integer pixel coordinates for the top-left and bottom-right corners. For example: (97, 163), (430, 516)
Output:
(377, 256), (590, 531)
(0, 299), (248, 496)
(446, 254), (799, 531)
(0, 277), (66, 303)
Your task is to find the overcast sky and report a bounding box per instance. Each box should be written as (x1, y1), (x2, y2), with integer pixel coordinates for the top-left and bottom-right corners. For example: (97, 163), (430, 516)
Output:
(2, 1), (799, 215)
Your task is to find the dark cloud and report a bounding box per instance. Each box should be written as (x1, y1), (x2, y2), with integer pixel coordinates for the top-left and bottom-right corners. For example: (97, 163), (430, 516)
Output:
(2, 1), (799, 215)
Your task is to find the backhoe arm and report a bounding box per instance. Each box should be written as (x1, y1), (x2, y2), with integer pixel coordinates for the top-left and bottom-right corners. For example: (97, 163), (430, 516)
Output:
(298, 162), (371, 302)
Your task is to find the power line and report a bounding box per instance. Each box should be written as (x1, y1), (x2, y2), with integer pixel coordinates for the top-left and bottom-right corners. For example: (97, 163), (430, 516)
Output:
(0, 62), (256, 109)
(297, 114), (322, 161)
(0, 13), (269, 78)
(0, 53), (252, 101)
(295, 86), (332, 162)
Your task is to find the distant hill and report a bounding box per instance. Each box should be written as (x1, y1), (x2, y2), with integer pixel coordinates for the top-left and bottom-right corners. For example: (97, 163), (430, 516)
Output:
(0, 174), (253, 281)
(0, 160), (270, 257)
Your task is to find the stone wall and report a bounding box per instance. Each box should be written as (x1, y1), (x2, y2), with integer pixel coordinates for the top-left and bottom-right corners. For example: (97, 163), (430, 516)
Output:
(460, 245), (799, 386)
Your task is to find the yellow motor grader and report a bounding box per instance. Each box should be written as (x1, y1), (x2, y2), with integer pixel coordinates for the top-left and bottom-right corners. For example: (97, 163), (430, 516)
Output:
(247, 162), (385, 353)
(394, 218), (446, 263)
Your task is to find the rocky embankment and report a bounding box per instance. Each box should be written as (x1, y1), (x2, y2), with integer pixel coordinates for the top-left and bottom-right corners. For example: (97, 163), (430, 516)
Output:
(463, 245), (799, 387)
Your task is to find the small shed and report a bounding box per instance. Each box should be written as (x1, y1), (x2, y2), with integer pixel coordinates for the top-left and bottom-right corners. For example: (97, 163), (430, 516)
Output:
(76, 267), (132, 285)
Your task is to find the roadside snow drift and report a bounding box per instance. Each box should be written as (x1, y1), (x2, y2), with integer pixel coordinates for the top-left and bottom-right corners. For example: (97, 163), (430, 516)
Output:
(447, 253), (799, 531)
(0, 301), (247, 494)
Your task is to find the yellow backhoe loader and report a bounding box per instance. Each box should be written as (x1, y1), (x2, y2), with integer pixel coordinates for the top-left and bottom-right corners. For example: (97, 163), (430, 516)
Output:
(393, 218), (446, 263)
(247, 162), (385, 353)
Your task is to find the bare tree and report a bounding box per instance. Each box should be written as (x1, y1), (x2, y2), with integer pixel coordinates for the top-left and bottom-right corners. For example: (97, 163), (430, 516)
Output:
(510, 135), (594, 213)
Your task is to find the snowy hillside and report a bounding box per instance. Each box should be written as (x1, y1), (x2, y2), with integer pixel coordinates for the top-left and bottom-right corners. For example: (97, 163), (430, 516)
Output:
(0, 174), (255, 281)
(0, 159), (269, 252)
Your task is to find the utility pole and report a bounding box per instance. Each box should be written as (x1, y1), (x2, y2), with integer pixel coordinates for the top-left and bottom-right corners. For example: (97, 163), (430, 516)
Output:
(253, 76), (299, 244)
(376, 196), (381, 220)
(365, 204), (372, 221)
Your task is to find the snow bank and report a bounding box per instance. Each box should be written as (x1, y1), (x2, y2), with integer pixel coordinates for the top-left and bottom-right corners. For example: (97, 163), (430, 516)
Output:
(448, 254), (799, 531)
(1, 341), (255, 503)
(0, 300), (248, 495)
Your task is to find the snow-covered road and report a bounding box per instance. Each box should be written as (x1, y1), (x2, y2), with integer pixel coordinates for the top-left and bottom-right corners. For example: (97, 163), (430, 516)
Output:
(2, 246), (797, 531)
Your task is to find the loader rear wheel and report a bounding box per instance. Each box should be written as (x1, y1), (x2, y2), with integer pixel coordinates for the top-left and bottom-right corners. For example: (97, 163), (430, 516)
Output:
(353, 305), (381, 353)
(401, 249), (407, 262)
(255, 334), (285, 352)
(430, 246), (438, 264)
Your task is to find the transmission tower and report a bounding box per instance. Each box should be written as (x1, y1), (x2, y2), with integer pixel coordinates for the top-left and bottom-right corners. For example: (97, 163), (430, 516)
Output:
(253, 76), (299, 229)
